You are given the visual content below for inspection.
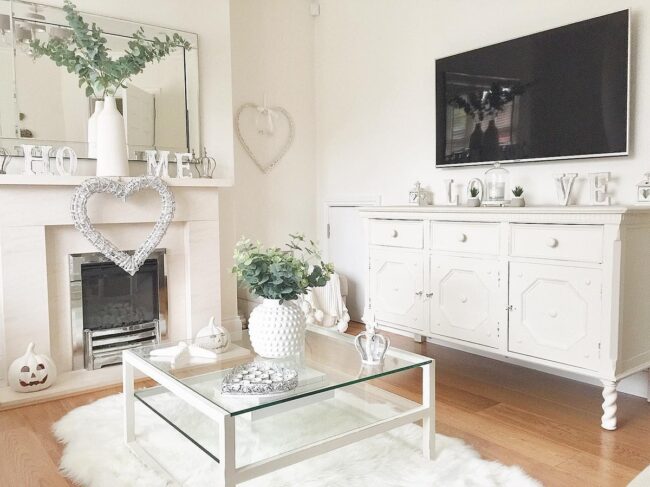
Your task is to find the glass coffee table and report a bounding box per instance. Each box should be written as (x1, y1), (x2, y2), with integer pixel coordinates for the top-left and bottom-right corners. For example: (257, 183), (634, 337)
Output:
(122, 325), (434, 486)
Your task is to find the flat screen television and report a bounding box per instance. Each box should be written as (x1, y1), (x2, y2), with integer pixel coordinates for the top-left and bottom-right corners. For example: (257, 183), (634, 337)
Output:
(436, 10), (629, 167)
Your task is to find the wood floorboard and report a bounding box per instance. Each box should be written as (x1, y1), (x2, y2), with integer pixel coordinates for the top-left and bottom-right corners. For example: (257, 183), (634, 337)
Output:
(0, 323), (647, 486)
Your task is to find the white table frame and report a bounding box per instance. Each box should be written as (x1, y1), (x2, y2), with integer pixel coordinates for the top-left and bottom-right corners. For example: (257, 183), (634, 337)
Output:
(123, 332), (435, 486)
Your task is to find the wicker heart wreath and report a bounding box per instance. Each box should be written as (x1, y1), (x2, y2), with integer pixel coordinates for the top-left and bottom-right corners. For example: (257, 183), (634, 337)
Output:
(71, 176), (175, 276)
(235, 102), (295, 174)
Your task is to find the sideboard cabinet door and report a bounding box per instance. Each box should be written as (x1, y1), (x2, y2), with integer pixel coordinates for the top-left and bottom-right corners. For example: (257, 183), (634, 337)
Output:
(508, 262), (601, 370)
(429, 256), (504, 348)
(369, 248), (425, 332)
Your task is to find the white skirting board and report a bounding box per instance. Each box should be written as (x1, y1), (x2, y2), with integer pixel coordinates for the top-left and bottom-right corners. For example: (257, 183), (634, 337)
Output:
(380, 324), (649, 399)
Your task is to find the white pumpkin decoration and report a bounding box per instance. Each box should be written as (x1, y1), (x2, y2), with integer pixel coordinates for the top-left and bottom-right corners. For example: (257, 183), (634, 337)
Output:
(194, 316), (231, 352)
(8, 343), (57, 393)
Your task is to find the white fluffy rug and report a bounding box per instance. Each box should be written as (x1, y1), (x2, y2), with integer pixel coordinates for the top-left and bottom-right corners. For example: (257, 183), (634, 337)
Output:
(53, 391), (540, 487)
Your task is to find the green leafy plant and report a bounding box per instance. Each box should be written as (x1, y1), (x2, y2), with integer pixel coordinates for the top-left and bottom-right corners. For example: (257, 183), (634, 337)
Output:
(512, 186), (524, 197)
(469, 187), (480, 198)
(28, 0), (191, 98)
(233, 234), (334, 302)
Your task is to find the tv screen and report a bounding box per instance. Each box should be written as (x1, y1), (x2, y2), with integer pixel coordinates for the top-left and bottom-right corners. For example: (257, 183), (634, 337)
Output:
(436, 10), (629, 167)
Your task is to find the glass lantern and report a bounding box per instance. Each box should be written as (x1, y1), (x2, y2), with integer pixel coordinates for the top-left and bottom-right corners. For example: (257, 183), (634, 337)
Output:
(484, 162), (510, 205)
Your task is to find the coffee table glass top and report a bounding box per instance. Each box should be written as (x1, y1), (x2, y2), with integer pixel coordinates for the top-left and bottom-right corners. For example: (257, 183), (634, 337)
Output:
(130, 325), (431, 417)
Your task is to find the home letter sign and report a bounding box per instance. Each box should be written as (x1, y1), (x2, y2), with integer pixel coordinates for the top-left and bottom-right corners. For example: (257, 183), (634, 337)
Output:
(146, 150), (170, 177)
(175, 152), (193, 179)
(22, 144), (53, 175)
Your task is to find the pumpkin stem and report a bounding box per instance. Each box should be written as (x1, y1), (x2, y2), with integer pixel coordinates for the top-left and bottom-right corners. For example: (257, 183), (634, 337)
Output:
(26, 342), (35, 354)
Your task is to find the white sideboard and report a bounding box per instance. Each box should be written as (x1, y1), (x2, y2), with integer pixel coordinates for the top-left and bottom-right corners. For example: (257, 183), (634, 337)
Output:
(359, 205), (650, 430)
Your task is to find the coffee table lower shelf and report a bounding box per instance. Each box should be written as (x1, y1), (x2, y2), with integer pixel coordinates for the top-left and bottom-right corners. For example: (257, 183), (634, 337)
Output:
(122, 344), (434, 486)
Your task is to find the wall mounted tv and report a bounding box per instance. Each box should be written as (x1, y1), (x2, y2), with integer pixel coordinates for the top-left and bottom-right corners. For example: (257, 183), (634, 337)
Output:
(436, 10), (629, 167)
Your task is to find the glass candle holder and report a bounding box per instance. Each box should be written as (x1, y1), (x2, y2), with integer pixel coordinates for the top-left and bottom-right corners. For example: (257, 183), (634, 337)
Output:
(484, 162), (509, 204)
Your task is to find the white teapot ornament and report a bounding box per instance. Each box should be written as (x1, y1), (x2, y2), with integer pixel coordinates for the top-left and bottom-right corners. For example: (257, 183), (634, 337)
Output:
(194, 316), (231, 352)
(8, 343), (57, 393)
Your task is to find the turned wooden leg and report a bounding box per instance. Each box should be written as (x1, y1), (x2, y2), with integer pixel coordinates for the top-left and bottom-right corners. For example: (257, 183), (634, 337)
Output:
(601, 379), (618, 431)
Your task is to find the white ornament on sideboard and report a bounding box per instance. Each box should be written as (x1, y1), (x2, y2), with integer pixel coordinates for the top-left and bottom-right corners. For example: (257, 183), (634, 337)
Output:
(70, 176), (175, 276)
(96, 95), (129, 177)
(636, 173), (650, 204)
(589, 172), (612, 206)
(466, 178), (483, 207)
(554, 173), (577, 206)
(443, 179), (459, 205)
(8, 342), (57, 393)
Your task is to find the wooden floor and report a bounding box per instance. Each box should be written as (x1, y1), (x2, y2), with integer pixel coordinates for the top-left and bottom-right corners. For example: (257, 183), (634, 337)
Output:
(1, 323), (648, 486)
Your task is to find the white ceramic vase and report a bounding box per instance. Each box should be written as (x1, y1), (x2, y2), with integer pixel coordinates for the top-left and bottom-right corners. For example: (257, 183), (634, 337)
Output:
(96, 95), (129, 176)
(466, 197), (481, 207)
(87, 99), (104, 159)
(248, 299), (306, 358)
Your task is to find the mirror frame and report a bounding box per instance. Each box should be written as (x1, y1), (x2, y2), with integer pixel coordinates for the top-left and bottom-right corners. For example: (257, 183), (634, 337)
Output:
(0, 0), (200, 161)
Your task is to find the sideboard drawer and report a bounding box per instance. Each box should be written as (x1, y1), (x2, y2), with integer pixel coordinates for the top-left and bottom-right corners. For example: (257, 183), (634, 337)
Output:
(369, 219), (423, 249)
(510, 224), (603, 263)
(431, 222), (500, 255)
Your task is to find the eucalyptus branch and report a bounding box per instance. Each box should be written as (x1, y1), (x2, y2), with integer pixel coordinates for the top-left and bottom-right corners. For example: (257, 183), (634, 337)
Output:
(29, 0), (191, 98)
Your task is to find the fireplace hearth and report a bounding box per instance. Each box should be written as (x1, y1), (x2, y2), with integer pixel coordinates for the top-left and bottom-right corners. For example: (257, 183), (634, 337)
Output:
(70, 250), (168, 370)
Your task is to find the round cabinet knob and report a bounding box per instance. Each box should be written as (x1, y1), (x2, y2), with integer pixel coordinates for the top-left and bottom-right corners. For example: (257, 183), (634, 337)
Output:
(549, 310), (558, 318)
(391, 229), (399, 238)
(546, 237), (559, 248)
(585, 279), (591, 286)
(460, 295), (468, 303)
(457, 233), (467, 242)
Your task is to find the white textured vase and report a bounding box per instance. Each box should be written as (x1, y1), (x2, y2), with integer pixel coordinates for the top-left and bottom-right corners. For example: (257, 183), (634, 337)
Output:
(96, 95), (129, 176)
(248, 299), (306, 358)
(87, 100), (104, 159)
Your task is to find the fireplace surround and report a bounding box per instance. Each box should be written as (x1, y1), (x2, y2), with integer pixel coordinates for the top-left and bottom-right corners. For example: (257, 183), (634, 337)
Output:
(70, 249), (168, 370)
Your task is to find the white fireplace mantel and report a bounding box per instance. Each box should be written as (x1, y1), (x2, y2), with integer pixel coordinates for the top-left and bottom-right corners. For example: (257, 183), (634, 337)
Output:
(0, 175), (229, 408)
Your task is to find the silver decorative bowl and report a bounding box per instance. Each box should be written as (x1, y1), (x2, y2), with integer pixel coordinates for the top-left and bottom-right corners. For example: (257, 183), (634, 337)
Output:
(221, 362), (298, 396)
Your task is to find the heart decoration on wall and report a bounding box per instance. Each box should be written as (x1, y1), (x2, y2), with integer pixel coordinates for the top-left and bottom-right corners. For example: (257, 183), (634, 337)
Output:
(235, 102), (295, 174)
(71, 176), (175, 276)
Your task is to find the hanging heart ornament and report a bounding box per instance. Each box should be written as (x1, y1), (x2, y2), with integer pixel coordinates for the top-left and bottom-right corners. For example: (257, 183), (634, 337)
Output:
(71, 176), (175, 276)
(235, 103), (295, 174)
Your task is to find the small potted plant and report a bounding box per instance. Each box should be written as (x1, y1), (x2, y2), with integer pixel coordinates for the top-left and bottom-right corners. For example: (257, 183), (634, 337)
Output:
(511, 186), (525, 207)
(233, 234), (333, 358)
(467, 186), (481, 207)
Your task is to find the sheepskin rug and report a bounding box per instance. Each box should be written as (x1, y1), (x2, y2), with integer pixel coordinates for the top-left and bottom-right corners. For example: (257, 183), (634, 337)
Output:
(53, 391), (540, 487)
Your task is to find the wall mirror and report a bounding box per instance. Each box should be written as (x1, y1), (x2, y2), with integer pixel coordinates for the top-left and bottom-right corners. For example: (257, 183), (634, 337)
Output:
(0, 0), (199, 161)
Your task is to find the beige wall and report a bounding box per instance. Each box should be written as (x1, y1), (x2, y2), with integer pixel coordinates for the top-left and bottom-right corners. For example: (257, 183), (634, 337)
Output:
(230, 0), (317, 248)
(314, 0), (646, 226)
